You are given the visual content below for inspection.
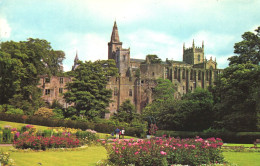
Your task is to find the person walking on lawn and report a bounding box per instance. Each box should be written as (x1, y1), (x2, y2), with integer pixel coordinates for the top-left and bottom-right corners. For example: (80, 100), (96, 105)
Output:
(115, 128), (120, 139)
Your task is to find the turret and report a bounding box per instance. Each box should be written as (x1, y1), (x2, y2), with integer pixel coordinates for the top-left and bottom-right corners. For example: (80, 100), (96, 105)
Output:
(108, 21), (122, 60)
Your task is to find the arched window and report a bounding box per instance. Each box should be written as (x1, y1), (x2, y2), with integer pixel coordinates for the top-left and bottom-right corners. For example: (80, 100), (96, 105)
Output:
(198, 54), (201, 62)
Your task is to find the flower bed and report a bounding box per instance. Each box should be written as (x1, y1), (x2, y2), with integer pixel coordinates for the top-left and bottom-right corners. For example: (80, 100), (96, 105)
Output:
(104, 137), (225, 166)
(13, 135), (81, 150)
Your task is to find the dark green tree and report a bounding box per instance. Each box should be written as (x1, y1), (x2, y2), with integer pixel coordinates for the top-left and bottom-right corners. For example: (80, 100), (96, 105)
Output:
(213, 63), (260, 131)
(228, 26), (260, 65)
(180, 88), (214, 131)
(0, 38), (64, 114)
(112, 99), (138, 123)
(64, 59), (118, 120)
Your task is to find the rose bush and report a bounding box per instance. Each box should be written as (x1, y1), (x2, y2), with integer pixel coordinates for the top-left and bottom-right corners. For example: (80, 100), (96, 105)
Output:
(13, 134), (81, 150)
(104, 137), (225, 166)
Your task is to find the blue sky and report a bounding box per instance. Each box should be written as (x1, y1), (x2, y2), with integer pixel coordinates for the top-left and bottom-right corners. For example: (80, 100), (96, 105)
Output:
(0, 0), (259, 71)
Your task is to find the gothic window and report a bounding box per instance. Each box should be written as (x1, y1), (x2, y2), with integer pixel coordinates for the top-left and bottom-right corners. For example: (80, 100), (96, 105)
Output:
(123, 55), (126, 61)
(165, 68), (169, 78)
(152, 72), (155, 76)
(190, 70), (193, 80)
(60, 77), (63, 84)
(182, 69), (185, 79)
(174, 68), (177, 79)
(129, 89), (132, 96)
(198, 54), (201, 62)
(45, 89), (50, 95)
(59, 88), (63, 94)
(198, 71), (201, 80)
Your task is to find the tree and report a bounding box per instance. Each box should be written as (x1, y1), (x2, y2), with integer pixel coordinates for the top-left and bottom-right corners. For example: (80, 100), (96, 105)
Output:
(180, 88), (214, 131)
(0, 38), (64, 114)
(112, 99), (138, 123)
(213, 63), (260, 131)
(145, 54), (162, 64)
(228, 26), (260, 65)
(142, 78), (177, 129)
(64, 59), (118, 120)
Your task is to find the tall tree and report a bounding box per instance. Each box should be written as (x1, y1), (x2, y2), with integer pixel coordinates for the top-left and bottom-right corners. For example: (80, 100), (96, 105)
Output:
(64, 59), (118, 120)
(180, 88), (214, 131)
(228, 26), (260, 65)
(0, 38), (64, 114)
(213, 63), (260, 131)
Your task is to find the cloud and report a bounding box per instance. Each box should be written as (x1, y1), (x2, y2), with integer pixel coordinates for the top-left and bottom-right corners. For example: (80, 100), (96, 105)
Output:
(0, 17), (11, 39)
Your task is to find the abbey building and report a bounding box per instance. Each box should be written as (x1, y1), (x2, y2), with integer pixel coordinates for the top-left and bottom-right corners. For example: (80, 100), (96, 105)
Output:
(105, 21), (221, 118)
(38, 21), (222, 118)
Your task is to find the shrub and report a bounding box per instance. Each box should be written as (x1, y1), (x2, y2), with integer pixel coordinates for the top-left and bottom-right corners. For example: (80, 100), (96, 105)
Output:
(13, 135), (82, 150)
(34, 107), (54, 118)
(0, 151), (15, 166)
(105, 137), (224, 166)
(156, 130), (260, 143)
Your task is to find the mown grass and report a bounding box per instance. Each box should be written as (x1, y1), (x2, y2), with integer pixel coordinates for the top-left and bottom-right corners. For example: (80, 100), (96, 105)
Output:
(0, 120), (48, 131)
(1, 146), (107, 166)
(223, 152), (260, 166)
(223, 143), (256, 148)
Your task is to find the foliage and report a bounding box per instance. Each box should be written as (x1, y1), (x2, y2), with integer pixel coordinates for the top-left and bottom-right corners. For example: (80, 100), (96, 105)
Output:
(112, 100), (138, 123)
(34, 107), (54, 118)
(212, 63), (260, 131)
(0, 104), (24, 115)
(180, 88), (214, 131)
(156, 130), (260, 144)
(0, 38), (63, 114)
(64, 59), (118, 120)
(142, 78), (177, 130)
(104, 137), (224, 166)
(14, 135), (82, 150)
(0, 151), (16, 166)
(145, 54), (162, 64)
(228, 26), (260, 65)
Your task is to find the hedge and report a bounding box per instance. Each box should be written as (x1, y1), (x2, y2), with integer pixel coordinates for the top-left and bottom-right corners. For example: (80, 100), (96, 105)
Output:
(0, 112), (142, 137)
(156, 130), (260, 144)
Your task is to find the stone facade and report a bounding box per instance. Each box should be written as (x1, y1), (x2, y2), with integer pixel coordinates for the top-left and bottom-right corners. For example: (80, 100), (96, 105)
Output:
(38, 21), (222, 118)
(105, 21), (222, 118)
(37, 75), (73, 108)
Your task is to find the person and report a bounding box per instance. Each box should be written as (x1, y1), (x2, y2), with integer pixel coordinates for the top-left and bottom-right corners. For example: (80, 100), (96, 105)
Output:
(115, 128), (120, 139)
(121, 128), (125, 139)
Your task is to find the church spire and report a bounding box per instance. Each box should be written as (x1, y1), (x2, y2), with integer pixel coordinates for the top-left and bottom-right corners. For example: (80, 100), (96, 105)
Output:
(74, 50), (79, 63)
(111, 21), (120, 43)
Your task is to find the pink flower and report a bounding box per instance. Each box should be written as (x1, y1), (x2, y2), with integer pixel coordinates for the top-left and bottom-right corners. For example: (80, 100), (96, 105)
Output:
(134, 151), (139, 155)
(160, 151), (167, 155)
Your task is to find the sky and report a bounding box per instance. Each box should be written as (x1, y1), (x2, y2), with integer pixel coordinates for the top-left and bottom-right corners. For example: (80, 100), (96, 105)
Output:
(0, 0), (259, 71)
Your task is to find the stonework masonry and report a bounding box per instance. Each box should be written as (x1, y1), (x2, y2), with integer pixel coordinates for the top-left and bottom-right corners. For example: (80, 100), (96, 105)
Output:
(38, 21), (222, 119)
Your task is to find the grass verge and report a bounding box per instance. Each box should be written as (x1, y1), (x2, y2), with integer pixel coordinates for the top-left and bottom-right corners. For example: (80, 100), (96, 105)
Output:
(1, 145), (107, 166)
(224, 152), (260, 166)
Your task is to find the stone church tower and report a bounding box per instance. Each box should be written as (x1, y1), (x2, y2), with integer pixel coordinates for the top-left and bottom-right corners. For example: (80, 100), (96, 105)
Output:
(183, 40), (204, 65)
(108, 21), (130, 77)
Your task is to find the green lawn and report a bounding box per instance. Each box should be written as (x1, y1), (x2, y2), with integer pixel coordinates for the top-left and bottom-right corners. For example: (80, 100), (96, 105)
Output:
(224, 152), (260, 166)
(224, 143), (256, 148)
(1, 146), (107, 166)
(0, 120), (49, 131)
